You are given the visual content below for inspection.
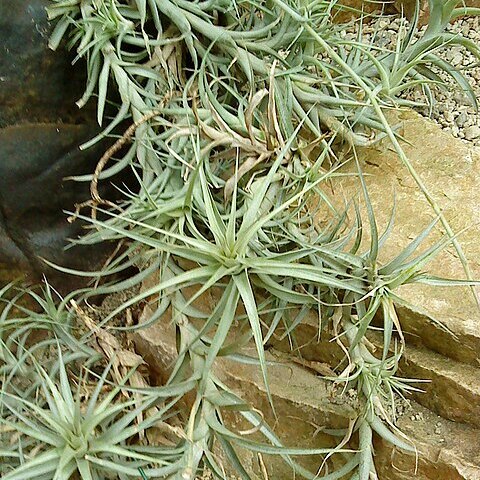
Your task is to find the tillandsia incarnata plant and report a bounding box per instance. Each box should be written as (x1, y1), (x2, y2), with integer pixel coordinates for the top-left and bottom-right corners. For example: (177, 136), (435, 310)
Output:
(1, 0), (480, 478)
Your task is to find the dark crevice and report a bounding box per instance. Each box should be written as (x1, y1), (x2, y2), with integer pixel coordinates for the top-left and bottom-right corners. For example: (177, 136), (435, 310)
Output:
(0, 197), (43, 278)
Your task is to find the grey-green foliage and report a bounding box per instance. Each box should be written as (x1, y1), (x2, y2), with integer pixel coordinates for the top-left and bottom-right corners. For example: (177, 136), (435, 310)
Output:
(47, 0), (480, 281)
(1, 0), (479, 479)
(1, 356), (186, 480)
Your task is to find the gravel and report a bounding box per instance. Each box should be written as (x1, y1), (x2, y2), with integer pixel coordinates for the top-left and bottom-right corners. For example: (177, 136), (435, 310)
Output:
(343, 15), (480, 146)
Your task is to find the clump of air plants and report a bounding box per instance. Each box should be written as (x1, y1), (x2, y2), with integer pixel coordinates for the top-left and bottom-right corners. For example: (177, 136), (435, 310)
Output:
(1, 1), (480, 479)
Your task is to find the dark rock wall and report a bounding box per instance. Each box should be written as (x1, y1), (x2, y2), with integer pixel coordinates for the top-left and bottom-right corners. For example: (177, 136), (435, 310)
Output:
(0, 0), (130, 289)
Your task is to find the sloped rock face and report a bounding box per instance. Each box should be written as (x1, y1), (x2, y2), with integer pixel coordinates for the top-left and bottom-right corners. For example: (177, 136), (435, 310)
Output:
(335, 1), (396, 21)
(393, 1), (480, 20)
(0, 0), (88, 127)
(338, 1), (480, 22)
(0, 0), (130, 288)
(0, 124), (108, 280)
(134, 111), (480, 479)
(335, 109), (480, 369)
(296, 110), (480, 476)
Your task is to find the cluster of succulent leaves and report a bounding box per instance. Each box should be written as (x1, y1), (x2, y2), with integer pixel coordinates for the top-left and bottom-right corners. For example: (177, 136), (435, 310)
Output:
(1, 0), (480, 478)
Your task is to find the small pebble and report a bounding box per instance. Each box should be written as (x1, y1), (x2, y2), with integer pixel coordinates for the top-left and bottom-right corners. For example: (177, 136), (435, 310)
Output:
(444, 111), (455, 123)
(465, 125), (480, 140)
(451, 52), (463, 66)
(410, 412), (423, 421)
(453, 93), (473, 107)
(456, 112), (468, 127)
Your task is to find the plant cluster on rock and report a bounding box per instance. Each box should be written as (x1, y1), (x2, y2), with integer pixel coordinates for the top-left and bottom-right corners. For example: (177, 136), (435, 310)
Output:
(1, 1), (480, 479)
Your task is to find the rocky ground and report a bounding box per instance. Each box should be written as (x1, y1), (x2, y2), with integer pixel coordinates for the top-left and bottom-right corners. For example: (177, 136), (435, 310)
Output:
(341, 14), (480, 145)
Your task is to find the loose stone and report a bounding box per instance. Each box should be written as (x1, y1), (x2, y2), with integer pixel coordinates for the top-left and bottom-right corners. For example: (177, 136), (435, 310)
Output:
(464, 125), (480, 140)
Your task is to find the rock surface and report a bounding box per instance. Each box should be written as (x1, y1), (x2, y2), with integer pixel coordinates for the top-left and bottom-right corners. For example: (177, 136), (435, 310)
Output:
(338, 1), (480, 23)
(134, 304), (480, 480)
(393, 1), (480, 21)
(0, 124), (110, 280)
(0, 0), (87, 126)
(334, 109), (480, 367)
(0, 0), (131, 288)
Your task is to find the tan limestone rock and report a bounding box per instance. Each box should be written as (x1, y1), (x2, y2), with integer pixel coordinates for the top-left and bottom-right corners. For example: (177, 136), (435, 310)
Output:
(393, 1), (480, 21)
(328, 109), (480, 366)
(134, 306), (480, 479)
